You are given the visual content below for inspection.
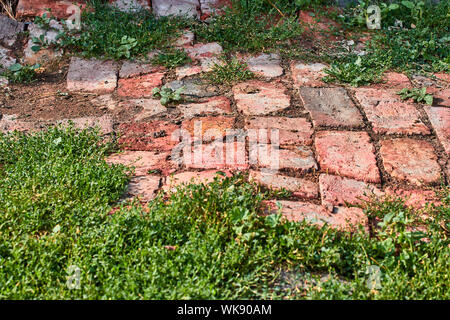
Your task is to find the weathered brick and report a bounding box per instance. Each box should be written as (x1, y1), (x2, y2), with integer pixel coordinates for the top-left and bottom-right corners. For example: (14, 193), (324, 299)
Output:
(319, 174), (383, 210)
(118, 73), (165, 98)
(117, 121), (180, 152)
(299, 87), (364, 128)
(163, 170), (232, 192)
(384, 187), (442, 210)
(315, 131), (380, 183)
(354, 88), (430, 135)
(16, 0), (87, 18)
(57, 115), (114, 134)
(233, 80), (290, 116)
(67, 57), (118, 94)
(177, 96), (232, 118)
(152, 0), (199, 18)
(249, 170), (318, 199)
(250, 145), (318, 172)
(245, 117), (313, 146)
(121, 99), (167, 121)
(175, 64), (203, 79)
(119, 62), (164, 79)
(106, 150), (175, 176)
(181, 116), (235, 142)
(291, 62), (328, 87)
(424, 106), (450, 155)
(185, 141), (248, 169)
(262, 200), (367, 231)
(380, 138), (441, 186)
(240, 53), (283, 78)
(185, 42), (223, 60)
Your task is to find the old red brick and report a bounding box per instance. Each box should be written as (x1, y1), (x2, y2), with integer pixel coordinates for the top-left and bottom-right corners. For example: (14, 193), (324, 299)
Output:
(177, 96), (232, 118)
(16, 0), (87, 18)
(384, 187), (442, 210)
(250, 145), (317, 172)
(354, 88), (430, 135)
(233, 80), (290, 116)
(424, 106), (450, 155)
(118, 73), (165, 98)
(262, 200), (367, 231)
(126, 175), (161, 202)
(117, 121), (180, 152)
(163, 170), (232, 192)
(181, 116), (235, 142)
(291, 62), (328, 87)
(249, 170), (318, 199)
(106, 150), (175, 176)
(299, 87), (364, 128)
(315, 131), (380, 183)
(380, 138), (441, 186)
(319, 174), (383, 210)
(185, 141), (248, 170)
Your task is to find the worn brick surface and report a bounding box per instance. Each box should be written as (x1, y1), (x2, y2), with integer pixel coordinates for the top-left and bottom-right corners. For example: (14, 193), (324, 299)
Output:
(245, 117), (313, 146)
(106, 150), (175, 176)
(262, 200), (367, 231)
(250, 170), (318, 199)
(152, 0), (199, 18)
(120, 99), (167, 121)
(380, 138), (441, 186)
(118, 72), (165, 98)
(178, 96), (232, 118)
(291, 62), (328, 87)
(0, 114), (39, 133)
(117, 121), (180, 152)
(16, 0), (87, 18)
(240, 53), (283, 78)
(354, 88), (430, 135)
(163, 170), (232, 192)
(299, 87), (364, 128)
(174, 30), (195, 47)
(233, 80), (290, 116)
(186, 141), (248, 169)
(119, 62), (164, 79)
(175, 64), (203, 79)
(384, 187), (441, 210)
(319, 174), (383, 210)
(67, 58), (118, 93)
(424, 106), (450, 155)
(185, 42), (223, 60)
(181, 116), (235, 142)
(427, 88), (450, 107)
(315, 131), (380, 183)
(250, 145), (317, 172)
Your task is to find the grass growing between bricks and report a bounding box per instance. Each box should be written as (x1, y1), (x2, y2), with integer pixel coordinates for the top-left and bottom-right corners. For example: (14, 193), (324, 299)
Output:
(0, 128), (449, 299)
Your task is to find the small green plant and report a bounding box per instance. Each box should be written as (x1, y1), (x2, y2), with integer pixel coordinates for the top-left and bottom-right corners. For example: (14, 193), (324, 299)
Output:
(34, 11), (52, 30)
(30, 34), (49, 53)
(152, 86), (184, 106)
(205, 58), (254, 85)
(397, 87), (433, 105)
(2, 63), (41, 83)
(151, 49), (191, 69)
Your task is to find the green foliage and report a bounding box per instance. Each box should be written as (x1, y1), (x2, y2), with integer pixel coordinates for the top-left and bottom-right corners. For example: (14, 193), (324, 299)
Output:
(205, 57), (254, 85)
(152, 86), (184, 106)
(194, 5), (304, 52)
(151, 49), (191, 69)
(0, 127), (448, 299)
(60, 0), (189, 60)
(397, 87), (433, 105)
(1, 63), (41, 83)
(325, 0), (449, 86)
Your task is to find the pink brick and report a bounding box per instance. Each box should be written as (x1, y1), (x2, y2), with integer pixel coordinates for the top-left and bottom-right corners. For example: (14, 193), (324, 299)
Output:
(119, 62), (164, 79)
(380, 138), (441, 186)
(67, 57), (118, 94)
(126, 175), (161, 202)
(245, 117), (313, 146)
(319, 174), (383, 210)
(354, 88), (429, 135)
(175, 64), (203, 79)
(426, 88), (450, 107)
(117, 121), (180, 152)
(249, 170), (318, 199)
(250, 145), (317, 172)
(163, 170), (232, 192)
(185, 141), (248, 169)
(178, 96), (232, 118)
(424, 106), (450, 155)
(291, 62), (328, 87)
(185, 42), (223, 60)
(262, 200), (367, 231)
(181, 116), (235, 142)
(106, 150), (175, 176)
(384, 187), (442, 210)
(0, 114), (38, 133)
(315, 131), (380, 183)
(233, 80), (290, 116)
(299, 87), (364, 128)
(118, 72), (165, 98)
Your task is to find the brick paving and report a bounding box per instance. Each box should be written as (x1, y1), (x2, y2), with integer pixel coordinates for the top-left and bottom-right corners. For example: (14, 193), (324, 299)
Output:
(2, 28), (448, 231)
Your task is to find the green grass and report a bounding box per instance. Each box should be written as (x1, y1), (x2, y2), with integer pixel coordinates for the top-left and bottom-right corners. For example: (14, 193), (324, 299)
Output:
(60, 0), (190, 60)
(0, 128), (448, 299)
(324, 0), (449, 86)
(151, 49), (191, 69)
(204, 57), (254, 85)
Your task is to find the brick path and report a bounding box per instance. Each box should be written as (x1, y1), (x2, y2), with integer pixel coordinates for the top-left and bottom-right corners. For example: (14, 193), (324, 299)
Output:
(2, 36), (449, 231)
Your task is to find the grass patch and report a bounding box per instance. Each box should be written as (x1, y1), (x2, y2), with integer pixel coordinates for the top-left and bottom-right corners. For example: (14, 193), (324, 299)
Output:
(60, 0), (190, 60)
(1, 63), (41, 84)
(324, 0), (449, 86)
(0, 128), (449, 299)
(151, 49), (191, 69)
(204, 57), (254, 85)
